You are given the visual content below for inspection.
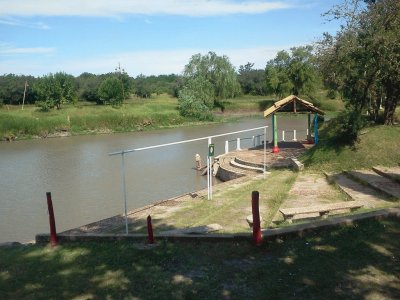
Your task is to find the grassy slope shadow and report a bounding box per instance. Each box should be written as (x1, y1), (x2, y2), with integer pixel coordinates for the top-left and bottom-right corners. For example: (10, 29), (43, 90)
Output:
(0, 217), (399, 299)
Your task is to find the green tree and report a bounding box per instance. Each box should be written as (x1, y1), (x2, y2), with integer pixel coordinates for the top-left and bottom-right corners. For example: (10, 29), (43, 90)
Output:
(0, 74), (36, 105)
(76, 72), (103, 103)
(179, 51), (240, 118)
(238, 62), (267, 95)
(265, 46), (318, 98)
(318, 0), (400, 124)
(183, 52), (241, 101)
(97, 77), (124, 106)
(134, 74), (152, 98)
(34, 72), (76, 110)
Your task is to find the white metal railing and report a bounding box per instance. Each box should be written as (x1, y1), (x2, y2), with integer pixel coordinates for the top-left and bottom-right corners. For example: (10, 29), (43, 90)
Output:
(109, 125), (269, 234)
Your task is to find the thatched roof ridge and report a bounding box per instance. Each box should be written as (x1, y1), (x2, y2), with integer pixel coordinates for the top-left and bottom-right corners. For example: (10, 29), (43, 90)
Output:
(263, 95), (325, 118)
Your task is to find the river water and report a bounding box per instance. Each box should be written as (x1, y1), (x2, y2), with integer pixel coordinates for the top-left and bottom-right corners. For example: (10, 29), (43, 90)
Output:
(0, 116), (309, 243)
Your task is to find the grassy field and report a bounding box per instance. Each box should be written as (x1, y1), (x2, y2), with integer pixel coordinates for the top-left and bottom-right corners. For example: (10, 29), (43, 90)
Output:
(1, 217), (399, 299)
(0, 92), (345, 140)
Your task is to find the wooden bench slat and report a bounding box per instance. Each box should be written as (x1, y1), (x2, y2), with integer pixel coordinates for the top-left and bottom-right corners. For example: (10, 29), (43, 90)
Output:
(279, 201), (364, 223)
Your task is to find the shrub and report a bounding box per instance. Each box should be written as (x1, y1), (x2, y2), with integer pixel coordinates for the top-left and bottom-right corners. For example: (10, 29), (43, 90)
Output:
(178, 89), (214, 121)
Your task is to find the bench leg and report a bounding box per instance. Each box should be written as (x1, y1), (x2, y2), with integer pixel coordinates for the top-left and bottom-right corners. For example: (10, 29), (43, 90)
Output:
(319, 211), (329, 219)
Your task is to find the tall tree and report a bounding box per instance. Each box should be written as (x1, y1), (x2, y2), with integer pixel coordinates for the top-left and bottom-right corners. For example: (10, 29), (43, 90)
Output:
(265, 46), (318, 98)
(317, 0), (400, 124)
(183, 51), (241, 102)
(179, 52), (240, 118)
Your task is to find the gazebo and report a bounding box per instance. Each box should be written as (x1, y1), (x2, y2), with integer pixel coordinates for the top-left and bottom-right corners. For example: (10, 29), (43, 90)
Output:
(263, 95), (325, 153)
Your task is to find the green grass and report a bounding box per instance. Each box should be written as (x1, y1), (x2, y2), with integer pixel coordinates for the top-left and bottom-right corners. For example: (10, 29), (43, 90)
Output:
(1, 217), (399, 299)
(301, 122), (400, 172)
(158, 170), (297, 233)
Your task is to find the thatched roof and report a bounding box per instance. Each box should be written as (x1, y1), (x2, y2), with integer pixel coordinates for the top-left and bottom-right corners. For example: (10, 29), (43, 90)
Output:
(263, 95), (325, 118)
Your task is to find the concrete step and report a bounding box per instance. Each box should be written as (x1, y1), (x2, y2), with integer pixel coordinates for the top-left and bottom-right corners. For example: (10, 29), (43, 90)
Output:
(234, 157), (266, 169)
(372, 166), (400, 184)
(346, 170), (400, 199)
(230, 159), (264, 173)
(324, 172), (392, 208)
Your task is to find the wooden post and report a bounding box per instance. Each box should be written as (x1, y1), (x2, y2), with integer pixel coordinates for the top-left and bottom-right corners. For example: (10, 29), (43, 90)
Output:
(46, 192), (58, 247)
(147, 215), (154, 244)
(251, 191), (262, 246)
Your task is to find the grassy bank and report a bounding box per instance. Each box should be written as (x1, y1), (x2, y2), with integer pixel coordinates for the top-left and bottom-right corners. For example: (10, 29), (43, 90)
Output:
(301, 122), (400, 172)
(1, 217), (399, 299)
(0, 93), (344, 141)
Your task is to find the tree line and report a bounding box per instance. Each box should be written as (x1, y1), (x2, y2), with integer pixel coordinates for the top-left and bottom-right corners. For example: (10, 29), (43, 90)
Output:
(0, 0), (398, 125)
(0, 71), (181, 109)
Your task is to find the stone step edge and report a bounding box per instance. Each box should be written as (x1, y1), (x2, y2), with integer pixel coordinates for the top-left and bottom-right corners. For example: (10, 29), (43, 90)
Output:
(230, 159), (265, 173)
(372, 166), (400, 184)
(323, 171), (361, 201)
(344, 170), (398, 199)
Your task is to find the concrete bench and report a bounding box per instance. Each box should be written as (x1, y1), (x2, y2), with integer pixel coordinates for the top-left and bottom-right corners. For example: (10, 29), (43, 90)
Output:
(280, 201), (364, 223)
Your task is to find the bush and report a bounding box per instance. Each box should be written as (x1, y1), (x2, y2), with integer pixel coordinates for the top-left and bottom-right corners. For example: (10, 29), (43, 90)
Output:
(328, 110), (367, 145)
(178, 90), (214, 121)
(97, 77), (124, 106)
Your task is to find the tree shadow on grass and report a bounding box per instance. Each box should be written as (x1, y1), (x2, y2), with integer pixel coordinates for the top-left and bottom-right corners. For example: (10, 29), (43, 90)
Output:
(0, 218), (399, 299)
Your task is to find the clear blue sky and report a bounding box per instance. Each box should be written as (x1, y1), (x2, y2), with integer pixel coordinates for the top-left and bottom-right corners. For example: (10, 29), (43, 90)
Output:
(0, 0), (343, 77)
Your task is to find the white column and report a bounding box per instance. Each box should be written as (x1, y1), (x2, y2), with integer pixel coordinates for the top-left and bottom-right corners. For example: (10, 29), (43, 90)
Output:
(225, 140), (229, 154)
(236, 137), (241, 150)
(282, 130), (285, 141)
(293, 129), (297, 141)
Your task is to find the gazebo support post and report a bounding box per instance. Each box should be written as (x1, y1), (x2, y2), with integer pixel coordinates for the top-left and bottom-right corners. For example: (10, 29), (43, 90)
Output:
(314, 113), (319, 145)
(272, 113), (280, 153)
(307, 112), (312, 144)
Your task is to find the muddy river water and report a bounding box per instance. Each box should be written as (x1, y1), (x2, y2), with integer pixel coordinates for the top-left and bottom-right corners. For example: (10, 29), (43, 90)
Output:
(0, 116), (309, 243)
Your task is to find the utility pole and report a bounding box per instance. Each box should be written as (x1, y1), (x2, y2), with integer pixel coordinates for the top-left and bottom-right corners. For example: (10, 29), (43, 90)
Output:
(22, 80), (28, 111)
(115, 63), (125, 100)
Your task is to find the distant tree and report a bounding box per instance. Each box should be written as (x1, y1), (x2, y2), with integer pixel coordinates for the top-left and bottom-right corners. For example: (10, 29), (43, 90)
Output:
(76, 72), (103, 103)
(0, 74), (36, 105)
(179, 51), (240, 118)
(134, 74), (152, 98)
(97, 77), (124, 106)
(238, 62), (267, 95)
(183, 52), (241, 101)
(265, 46), (318, 98)
(33, 72), (76, 110)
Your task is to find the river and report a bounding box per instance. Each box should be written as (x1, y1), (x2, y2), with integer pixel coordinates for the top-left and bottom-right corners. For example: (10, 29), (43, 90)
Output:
(0, 116), (309, 243)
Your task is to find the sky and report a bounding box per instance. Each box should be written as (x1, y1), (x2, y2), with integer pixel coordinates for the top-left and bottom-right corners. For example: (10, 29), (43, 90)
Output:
(0, 0), (343, 77)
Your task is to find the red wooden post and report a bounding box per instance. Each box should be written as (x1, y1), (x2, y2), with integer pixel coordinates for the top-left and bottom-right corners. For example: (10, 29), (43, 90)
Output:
(147, 215), (155, 244)
(251, 191), (262, 246)
(46, 192), (58, 247)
